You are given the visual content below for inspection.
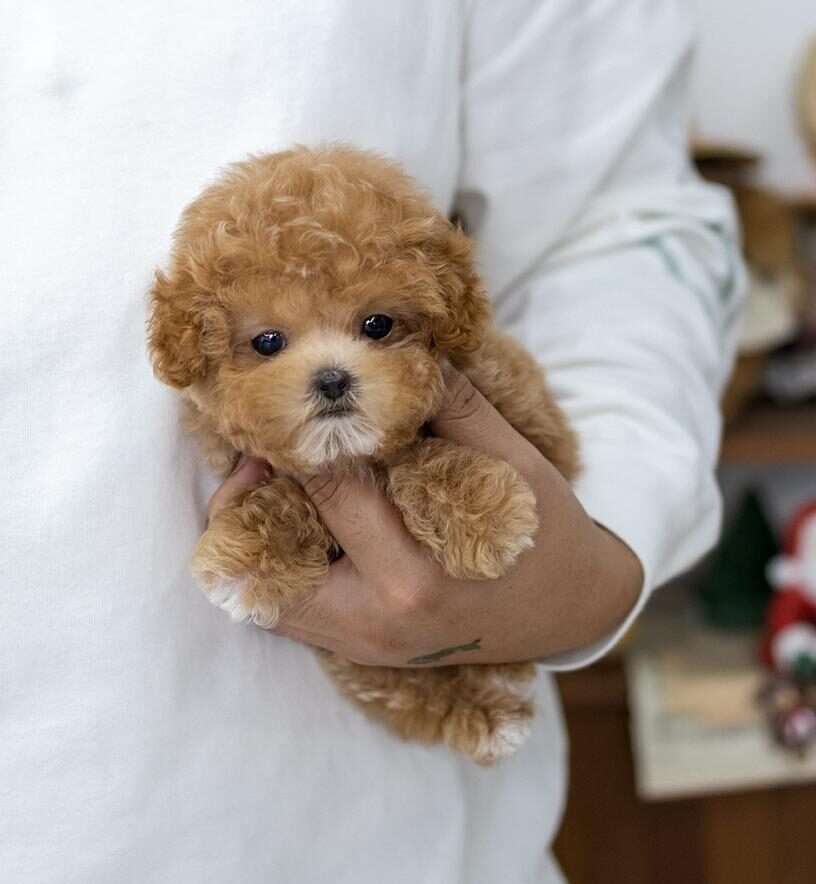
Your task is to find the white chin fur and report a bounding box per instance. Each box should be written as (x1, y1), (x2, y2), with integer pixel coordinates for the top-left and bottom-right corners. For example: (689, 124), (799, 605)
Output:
(295, 415), (383, 467)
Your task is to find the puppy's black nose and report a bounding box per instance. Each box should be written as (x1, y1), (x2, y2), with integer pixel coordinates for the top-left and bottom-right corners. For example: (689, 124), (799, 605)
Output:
(314, 367), (352, 401)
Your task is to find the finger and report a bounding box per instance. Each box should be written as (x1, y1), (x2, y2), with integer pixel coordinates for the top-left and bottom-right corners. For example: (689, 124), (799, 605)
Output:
(430, 366), (542, 478)
(273, 622), (341, 654)
(276, 556), (418, 667)
(277, 555), (356, 632)
(293, 471), (426, 587)
(275, 557), (365, 650)
(207, 454), (269, 520)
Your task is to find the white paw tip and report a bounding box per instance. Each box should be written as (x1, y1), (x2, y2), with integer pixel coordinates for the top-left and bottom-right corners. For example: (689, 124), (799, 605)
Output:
(200, 575), (253, 623)
(484, 532), (535, 577)
(474, 715), (532, 765)
(517, 533), (536, 553)
(493, 716), (532, 757)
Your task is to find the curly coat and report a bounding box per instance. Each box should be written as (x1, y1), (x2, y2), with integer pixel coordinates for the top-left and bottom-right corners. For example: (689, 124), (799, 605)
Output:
(148, 145), (578, 764)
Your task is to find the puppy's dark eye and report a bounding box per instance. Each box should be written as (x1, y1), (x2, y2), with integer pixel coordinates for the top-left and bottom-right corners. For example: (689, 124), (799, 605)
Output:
(362, 314), (394, 340)
(251, 330), (286, 357)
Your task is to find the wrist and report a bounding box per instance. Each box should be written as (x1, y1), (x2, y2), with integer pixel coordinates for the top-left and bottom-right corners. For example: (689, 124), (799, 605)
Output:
(543, 520), (643, 659)
(582, 522), (643, 647)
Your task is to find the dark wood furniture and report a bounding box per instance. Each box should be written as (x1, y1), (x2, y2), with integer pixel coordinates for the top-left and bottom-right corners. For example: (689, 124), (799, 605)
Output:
(553, 400), (816, 883)
(554, 660), (816, 884)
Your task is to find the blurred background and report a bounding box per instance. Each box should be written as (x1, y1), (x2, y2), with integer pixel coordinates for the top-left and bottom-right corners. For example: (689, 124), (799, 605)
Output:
(554, 4), (816, 883)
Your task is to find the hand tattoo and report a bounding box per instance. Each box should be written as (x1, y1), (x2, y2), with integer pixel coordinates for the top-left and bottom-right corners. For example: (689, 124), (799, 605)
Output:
(407, 639), (482, 665)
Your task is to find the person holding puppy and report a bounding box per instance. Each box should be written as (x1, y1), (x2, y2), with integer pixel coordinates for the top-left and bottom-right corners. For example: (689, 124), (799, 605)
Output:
(1, 1), (743, 883)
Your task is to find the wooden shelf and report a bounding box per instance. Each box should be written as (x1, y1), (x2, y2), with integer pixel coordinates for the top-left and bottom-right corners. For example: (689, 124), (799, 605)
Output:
(789, 192), (816, 221)
(721, 401), (816, 463)
(557, 659), (628, 710)
(691, 139), (762, 167)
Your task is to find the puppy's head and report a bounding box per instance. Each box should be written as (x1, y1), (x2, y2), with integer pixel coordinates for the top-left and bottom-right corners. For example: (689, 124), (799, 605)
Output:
(148, 145), (490, 471)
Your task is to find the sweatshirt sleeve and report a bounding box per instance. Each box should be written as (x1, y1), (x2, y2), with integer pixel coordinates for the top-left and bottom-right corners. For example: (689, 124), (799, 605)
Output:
(457, 0), (746, 669)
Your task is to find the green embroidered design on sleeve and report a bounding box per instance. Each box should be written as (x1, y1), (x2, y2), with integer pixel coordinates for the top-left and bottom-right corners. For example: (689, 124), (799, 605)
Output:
(407, 639), (482, 665)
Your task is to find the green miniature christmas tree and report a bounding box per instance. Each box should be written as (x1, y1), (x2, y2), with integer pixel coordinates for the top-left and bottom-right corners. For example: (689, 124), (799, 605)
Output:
(697, 489), (779, 629)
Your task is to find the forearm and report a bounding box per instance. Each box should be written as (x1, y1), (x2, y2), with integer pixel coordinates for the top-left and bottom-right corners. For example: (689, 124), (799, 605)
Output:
(510, 231), (743, 668)
(518, 467), (644, 661)
(458, 0), (746, 666)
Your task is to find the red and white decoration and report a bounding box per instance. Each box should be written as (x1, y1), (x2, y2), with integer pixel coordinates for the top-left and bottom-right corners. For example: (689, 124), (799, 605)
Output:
(765, 502), (816, 672)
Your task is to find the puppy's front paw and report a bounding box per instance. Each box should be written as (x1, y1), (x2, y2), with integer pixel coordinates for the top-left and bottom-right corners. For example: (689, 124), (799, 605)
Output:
(191, 477), (336, 628)
(195, 572), (256, 623)
(388, 439), (538, 580)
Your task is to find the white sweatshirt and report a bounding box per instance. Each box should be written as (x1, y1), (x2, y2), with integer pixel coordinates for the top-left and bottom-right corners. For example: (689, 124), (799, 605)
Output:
(0, 1), (742, 882)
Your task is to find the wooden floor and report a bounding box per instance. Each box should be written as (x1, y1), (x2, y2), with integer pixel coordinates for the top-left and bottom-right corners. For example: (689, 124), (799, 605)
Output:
(553, 663), (816, 884)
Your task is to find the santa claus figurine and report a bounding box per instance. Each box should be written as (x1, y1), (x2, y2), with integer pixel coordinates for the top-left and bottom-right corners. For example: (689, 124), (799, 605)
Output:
(765, 502), (816, 678)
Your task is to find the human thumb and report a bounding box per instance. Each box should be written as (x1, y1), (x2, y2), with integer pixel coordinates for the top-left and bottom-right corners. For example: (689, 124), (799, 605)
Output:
(429, 366), (520, 454)
(207, 454), (270, 520)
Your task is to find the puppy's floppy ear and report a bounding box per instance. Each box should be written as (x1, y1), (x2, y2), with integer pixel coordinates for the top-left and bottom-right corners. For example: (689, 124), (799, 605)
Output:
(426, 219), (491, 355)
(147, 269), (229, 389)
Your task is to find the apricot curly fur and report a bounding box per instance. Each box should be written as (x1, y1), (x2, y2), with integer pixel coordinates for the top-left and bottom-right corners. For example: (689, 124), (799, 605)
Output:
(320, 652), (537, 765)
(147, 144), (579, 764)
(388, 438), (538, 580)
(456, 329), (580, 482)
(192, 477), (339, 628)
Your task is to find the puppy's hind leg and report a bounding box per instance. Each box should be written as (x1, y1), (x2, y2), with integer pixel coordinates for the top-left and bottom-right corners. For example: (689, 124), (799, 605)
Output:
(321, 653), (537, 765)
(191, 476), (338, 628)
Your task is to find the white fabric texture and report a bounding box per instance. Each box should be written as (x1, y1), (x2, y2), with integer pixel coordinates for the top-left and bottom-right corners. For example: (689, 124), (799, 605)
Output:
(0, 1), (741, 882)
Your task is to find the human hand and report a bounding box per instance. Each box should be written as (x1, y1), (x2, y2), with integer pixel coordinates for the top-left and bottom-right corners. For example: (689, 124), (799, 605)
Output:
(209, 368), (643, 667)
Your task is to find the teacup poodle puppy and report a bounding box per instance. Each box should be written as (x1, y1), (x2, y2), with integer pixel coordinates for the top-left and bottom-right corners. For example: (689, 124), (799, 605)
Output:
(148, 145), (579, 765)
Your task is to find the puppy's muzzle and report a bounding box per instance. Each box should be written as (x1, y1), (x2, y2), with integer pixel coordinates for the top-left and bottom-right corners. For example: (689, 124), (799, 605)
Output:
(314, 366), (354, 402)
